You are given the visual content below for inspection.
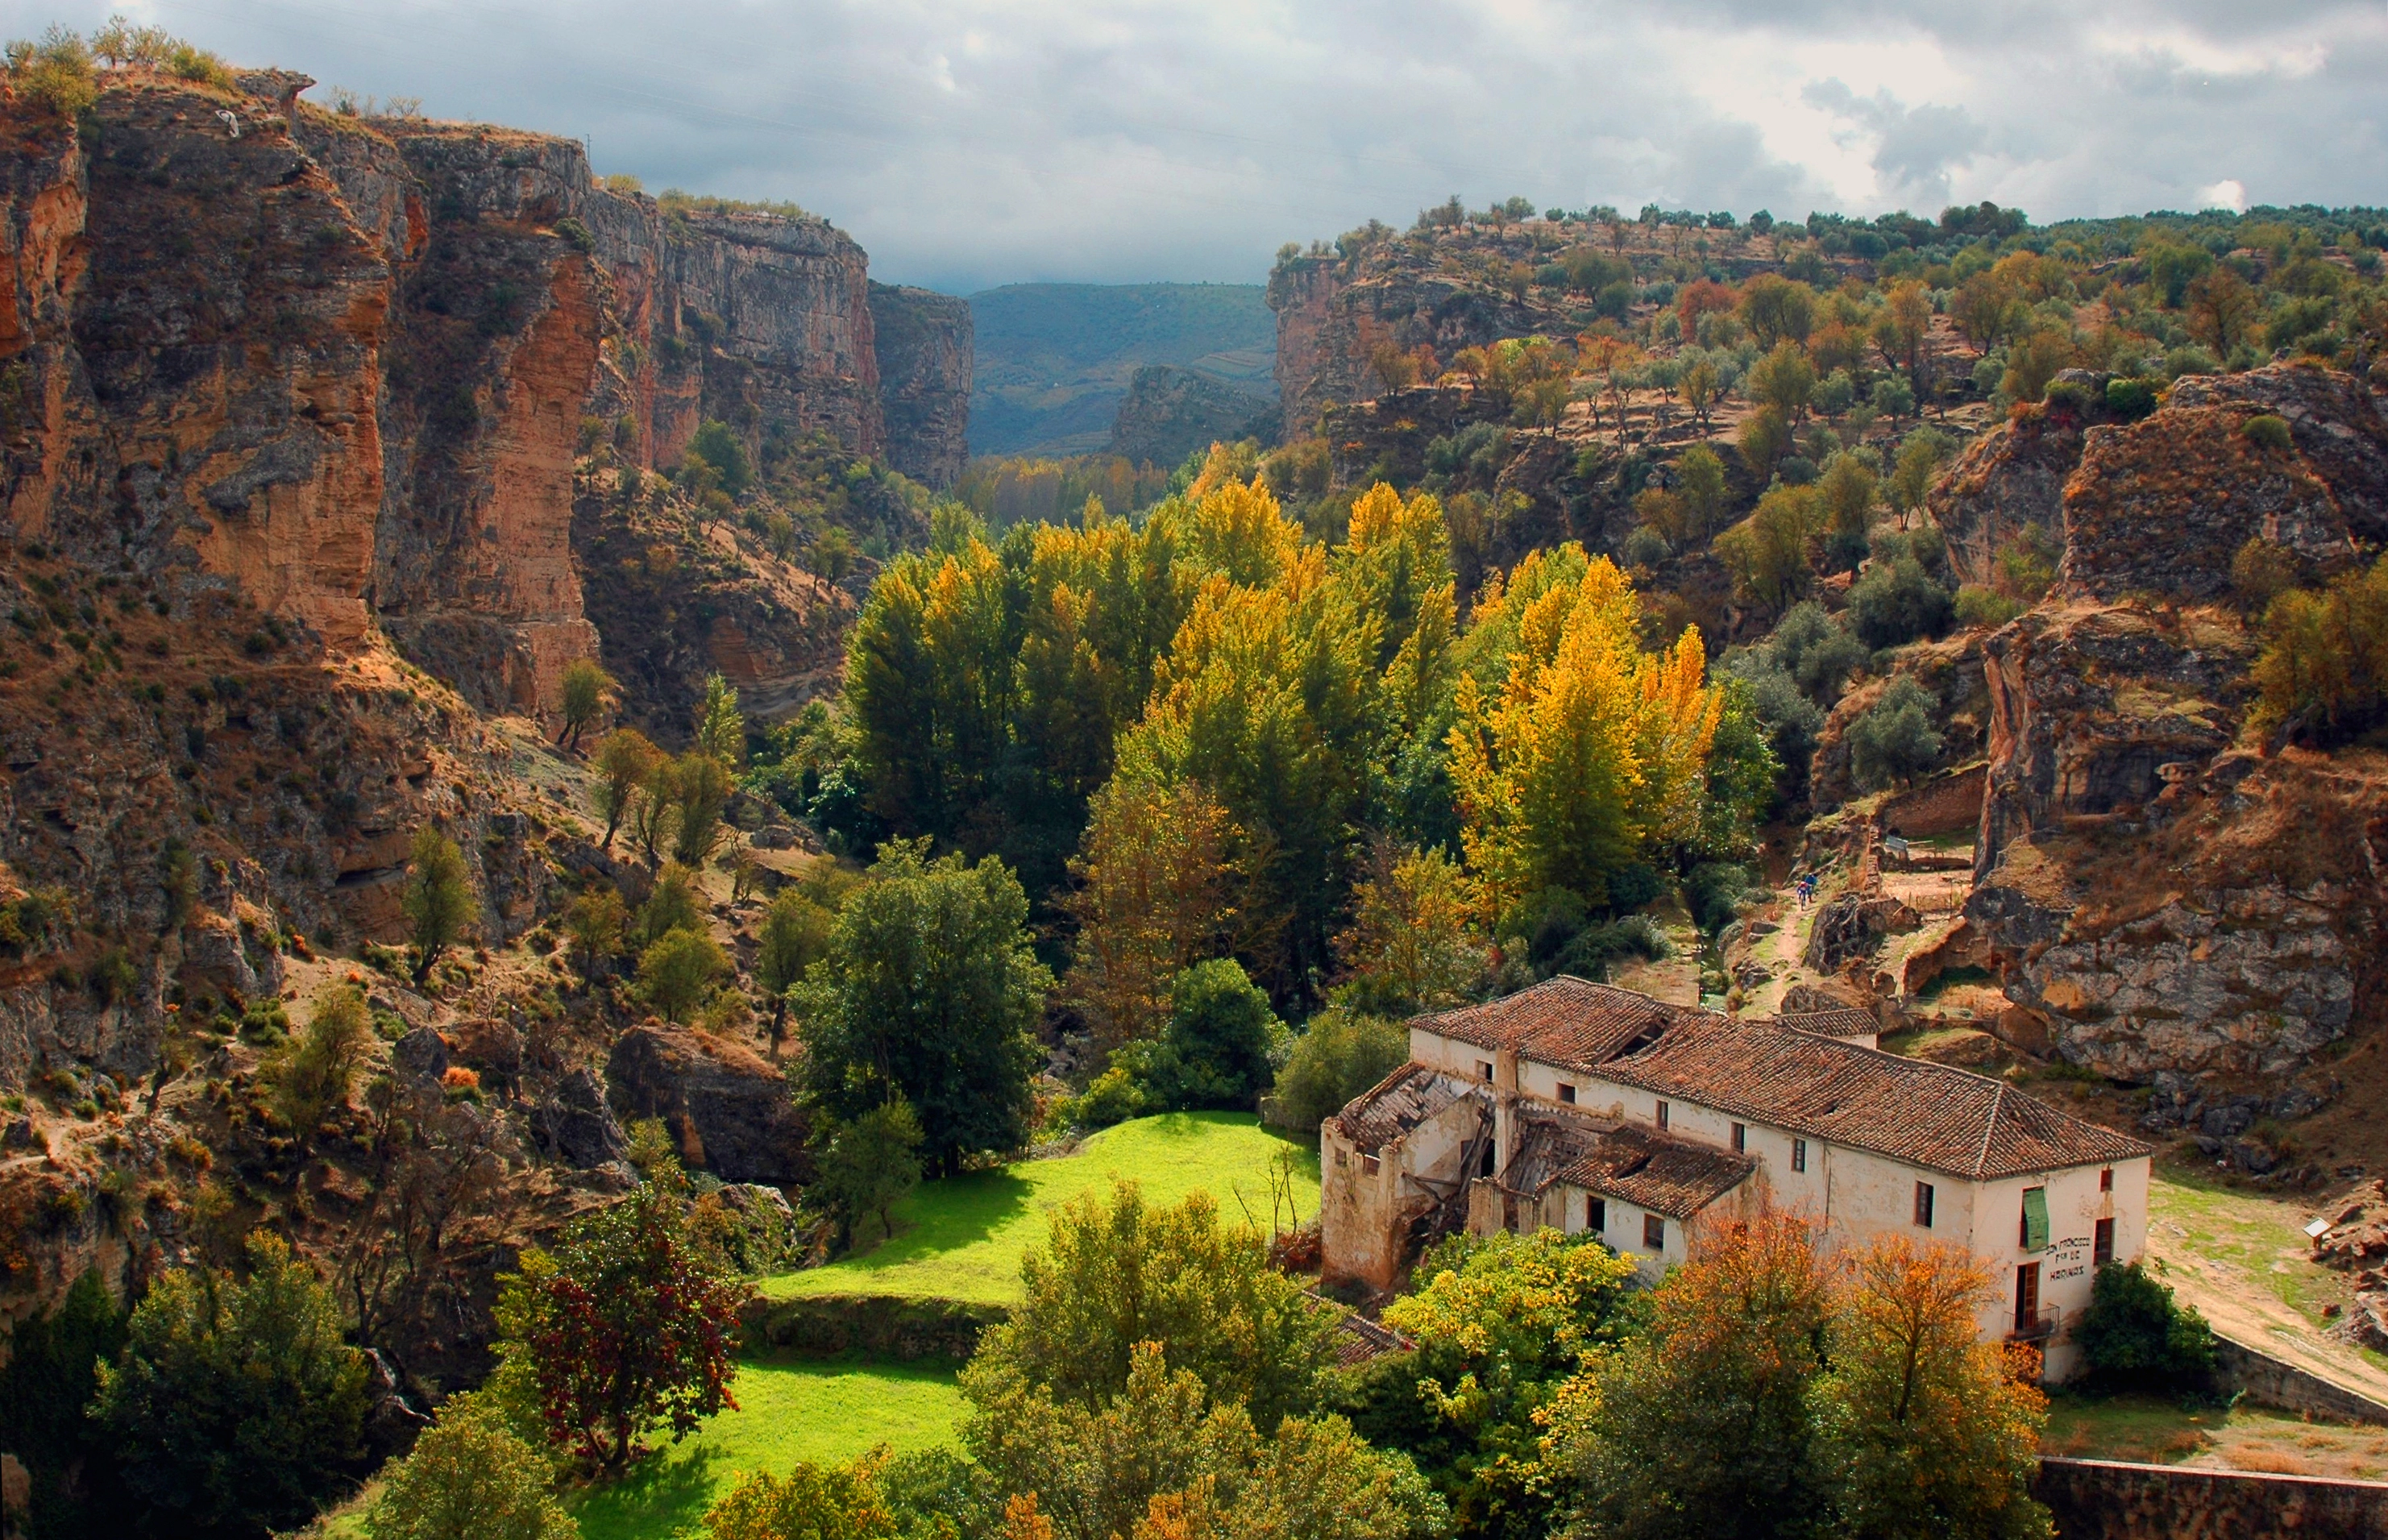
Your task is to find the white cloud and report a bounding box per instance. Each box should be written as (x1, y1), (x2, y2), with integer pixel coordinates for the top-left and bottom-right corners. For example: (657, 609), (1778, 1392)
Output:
(4, 0), (2378, 288)
(2199, 178), (2249, 213)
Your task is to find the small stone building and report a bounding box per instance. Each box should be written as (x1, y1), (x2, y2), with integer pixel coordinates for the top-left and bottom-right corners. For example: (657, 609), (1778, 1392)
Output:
(1320, 977), (2153, 1380)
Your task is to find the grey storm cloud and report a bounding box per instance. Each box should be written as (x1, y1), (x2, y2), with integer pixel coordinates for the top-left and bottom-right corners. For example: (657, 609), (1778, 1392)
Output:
(4, 0), (2382, 289)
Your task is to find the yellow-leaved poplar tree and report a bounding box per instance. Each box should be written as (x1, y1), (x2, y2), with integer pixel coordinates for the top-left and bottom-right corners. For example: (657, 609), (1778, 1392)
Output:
(1448, 547), (1720, 916)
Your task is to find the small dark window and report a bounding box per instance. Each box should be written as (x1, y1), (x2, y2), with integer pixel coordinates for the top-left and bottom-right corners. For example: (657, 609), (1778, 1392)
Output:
(1655, 1100), (1670, 1131)
(2094, 1217), (2115, 1266)
(1360, 1153), (1380, 1176)
(1914, 1181), (1935, 1229)
(1589, 1197), (1605, 1233)
(1643, 1214), (1665, 1250)
(1477, 1061), (1494, 1081)
(1730, 1122), (1746, 1152)
(2099, 1167), (2114, 1193)
(1791, 1138), (1808, 1173)
(1480, 1141), (1497, 1177)
(1558, 1083), (1577, 1104)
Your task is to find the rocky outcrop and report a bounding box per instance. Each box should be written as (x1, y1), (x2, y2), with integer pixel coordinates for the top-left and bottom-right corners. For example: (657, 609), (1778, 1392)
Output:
(870, 281), (970, 488)
(1269, 252), (1576, 438)
(1975, 604), (2254, 878)
(530, 1065), (629, 1168)
(1107, 364), (1273, 467)
(2061, 404), (2354, 602)
(1927, 412), (2082, 590)
(2167, 365), (2388, 544)
(606, 1023), (811, 1185)
(1809, 629), (1990, 814)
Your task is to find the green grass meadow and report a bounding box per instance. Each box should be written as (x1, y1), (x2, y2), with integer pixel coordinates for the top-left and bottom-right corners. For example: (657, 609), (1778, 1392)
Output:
(569, 1357), (969, 1540)
(760, 1111), (1321, 1305)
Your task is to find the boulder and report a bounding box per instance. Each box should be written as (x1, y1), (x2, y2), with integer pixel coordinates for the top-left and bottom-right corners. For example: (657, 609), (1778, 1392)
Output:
(750, 824), (800, 851)
(529, 1067), (629, 1169)
(1801, 891), (1919, 973)
(1927, 411), (2086, 589)
(392, 1027), (449, 1084)
(606, 1025), (812, 1185)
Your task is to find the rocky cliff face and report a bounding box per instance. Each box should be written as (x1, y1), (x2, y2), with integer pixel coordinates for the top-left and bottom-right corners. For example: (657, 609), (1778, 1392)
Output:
(1933, 366), (2388, 1092)
(1107, 363), (1273, 467)
(1268, 252), (1575, 438)
(870, 280), (970, 488)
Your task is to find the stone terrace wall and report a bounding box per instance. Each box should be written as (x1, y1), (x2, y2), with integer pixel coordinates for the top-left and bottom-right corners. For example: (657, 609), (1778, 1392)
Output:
(2034, 1458), (2388, 1539)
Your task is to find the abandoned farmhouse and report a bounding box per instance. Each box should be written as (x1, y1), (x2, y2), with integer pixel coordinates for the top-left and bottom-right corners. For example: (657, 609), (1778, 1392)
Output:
(1319, 977), (2153, 1380)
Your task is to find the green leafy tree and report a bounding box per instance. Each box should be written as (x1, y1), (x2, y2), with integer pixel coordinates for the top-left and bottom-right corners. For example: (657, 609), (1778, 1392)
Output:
(1846, 554), (1955, 650)
(402, 828), (479, 986)
(637, 861), (706, 947)
(558, 658), (613, 749)
(274, 983), (372, 1136)
(1119, 959), (1284, 1112)
(1738, 275), (1817, 350)
(754, 885), (837, 1053)
(1884, 429), (1953, 529)
(92, 1234), (369, 1539)
(1674, 444), (1729, 538)
(565, 886), (628, 982)
(1273, 1009), (1410, 1132)
(670, 751), (737, 867)
(1345, 1228), (1640, 1540)
(811, 1098), (927, 1251)
(704, 1453), (896, 1540)
(696, 672), (746, 766)
(792, 840), (1051, 1175)
(968, 1340), (1441, 1540)
(1848, 678), (1945, 791)
(969, 1184), (1337, 1432)
(687, 419), (752, 498)
(638, 926), (729, 1024)
(364, 1395), (579, 1540)
(497, 1157), (750, 1472)
(0, 1269), (131, 1537)
(1746, 343), (1817, 424)
(593, 729), (664, 851)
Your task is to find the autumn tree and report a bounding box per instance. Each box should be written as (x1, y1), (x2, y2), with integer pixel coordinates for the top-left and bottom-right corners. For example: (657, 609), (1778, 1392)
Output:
(497, 1155), (749, 1473)
(1448, 549), (1721, 917)
(1555, 1214), (1832, 1540)
(2186, 268), (2260, 357)
(1811, 1236), (2053, 1540)
(402, 828), (478, 986)
(1060, 778), (1239, 1053)
(1331, 840), (1485, 1016)
(1746, 342), (1817, 424)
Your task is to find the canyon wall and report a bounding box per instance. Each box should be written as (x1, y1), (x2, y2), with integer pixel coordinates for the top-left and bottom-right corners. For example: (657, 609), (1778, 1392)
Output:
(870, 280), (971, 488)
(0, 73), (968, 719)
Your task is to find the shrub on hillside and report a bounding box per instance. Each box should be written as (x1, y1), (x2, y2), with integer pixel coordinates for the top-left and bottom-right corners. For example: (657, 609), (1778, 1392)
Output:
(2072, 1261), (2216, 1393)
(1849, 678), (1945, 791)
(1846, 553), (1956, 650)
(92, 1235), (369, 1538)
(1273, 1009), (1409, 1132)
(2252, 554), (2388, 745)
(364, 1394), (577, 1540)
(1115, 958), (1285, 1111)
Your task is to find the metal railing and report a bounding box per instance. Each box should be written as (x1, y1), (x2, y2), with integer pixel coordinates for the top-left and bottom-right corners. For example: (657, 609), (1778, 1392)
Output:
(2008, 1305), (2063, 1343)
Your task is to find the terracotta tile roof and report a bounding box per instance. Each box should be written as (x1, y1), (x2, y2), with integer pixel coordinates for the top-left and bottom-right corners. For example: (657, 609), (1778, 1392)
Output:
(1414, 976), (1716, 1071)
(1551, 1123), (1759, 1221)
(1766, 1007), (1880, 1040)
(1328, 1310), (1415, 1368)
(1328, 1061), (1490, 1154)
(1596, 1015), (2150, 1180)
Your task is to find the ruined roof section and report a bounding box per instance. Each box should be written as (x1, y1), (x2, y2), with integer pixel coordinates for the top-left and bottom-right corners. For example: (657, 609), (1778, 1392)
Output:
(1414, 976), (1717, 1071)
(1329, 1310), (1416, 1368)
(1598, 1017), (2151, 1180)
(1552, 1124), (1759, 1221)
(1502, 1107), (1615, 1198)
(1765, 1007), (1880, 1040)
(1328, 1061), (1489, 1155)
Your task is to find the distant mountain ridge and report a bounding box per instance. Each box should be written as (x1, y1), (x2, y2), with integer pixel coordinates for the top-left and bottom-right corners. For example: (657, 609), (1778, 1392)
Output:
(967, 281), (1276, 457)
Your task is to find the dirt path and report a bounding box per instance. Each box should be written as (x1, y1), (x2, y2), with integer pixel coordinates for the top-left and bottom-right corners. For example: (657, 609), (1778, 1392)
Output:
(2146, 1177), (2388, 1413)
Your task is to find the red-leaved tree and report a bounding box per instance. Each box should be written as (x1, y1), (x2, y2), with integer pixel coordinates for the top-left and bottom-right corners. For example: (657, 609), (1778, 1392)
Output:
(496, 1160), (750, 1472)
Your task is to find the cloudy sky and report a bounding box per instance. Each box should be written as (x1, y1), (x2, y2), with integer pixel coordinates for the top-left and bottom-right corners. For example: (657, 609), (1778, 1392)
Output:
(9, 0), (2385, 291)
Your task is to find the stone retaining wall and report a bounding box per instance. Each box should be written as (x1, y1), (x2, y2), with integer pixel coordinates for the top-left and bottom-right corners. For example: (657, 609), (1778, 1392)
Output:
(2036, 1456), (2388, 1539)
(2212, 1334), (2388, 1426)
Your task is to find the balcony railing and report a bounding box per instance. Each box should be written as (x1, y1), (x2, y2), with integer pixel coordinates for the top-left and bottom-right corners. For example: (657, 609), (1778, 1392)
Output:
(2008, 1305), (2062, 1343)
